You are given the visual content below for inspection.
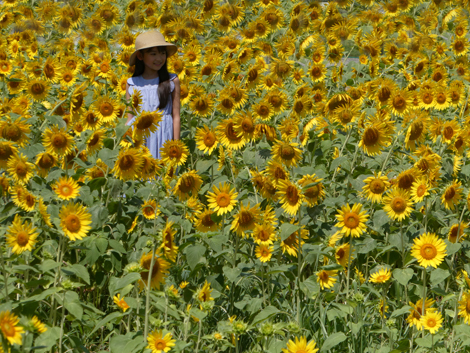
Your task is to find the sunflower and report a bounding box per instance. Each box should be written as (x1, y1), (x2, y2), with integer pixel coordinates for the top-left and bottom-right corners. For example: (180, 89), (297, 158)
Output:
(458, 292), (470, 324)
(233, 112), (256, 142)
(160, 221), (178, 262)
(82, 110), (102, 130)
(407, 298), (436, 330)
(0, 141), (18, 169)
(53, 176), (80, 200)
(280, 226), (308, 257)
(358, 122), (391, 156)
(86, 129), (106, 154)
(452, 37), (468, 56)
(252, 101), (274, 122)
(335, 203), (369, 238)
(206, 182), (238, 216)
(173, 170), (203, 201)
(25, 79), (50, 101)
(160, 140), (189, 167)
(0, 118), (30, 147)
(230, 203), (261, 237)
(59, 202), (92, 241)
(194, 208), (221, 233)
(112, 148), (144, 181)
(298, 174), (325, 207)
(405, 115), (428, 151)
(441, 120), (460, 144)
(411, 232), (447, 268)
(195, 125), (218, 155)
(448, 223), (467, 243)
(272, 140), (302, 167)
(17, 189), (36, 212)
(335, 242), (353, 268)
(142, 200), (160, 220)
(369, 268), (391, 284)
(113, 294), (130, 312)
(93, 95), (119, 122)
(37, 198), (52, 227)
(42, 126), (75, 156)
(140, 250), (169, 290)
(410, 177), (430, 203)
(6, 214), (39, 255)
(382, 188), (414, 221)
(30, 316), (47, 333)
(147, 330), (175, 353)
(277, 180), (304, 216)
(252, 223), (276, 246)
(389, 89), (412, 116)
(282, 336), (319, 353)
(441, 180), (462, 210)
(309, 63), (327, 82)
(197, 280), (214, 302)
(317, 270), (338, 290)
(362, 172), (390, 203)
(0, 176), (9, 196)
(190, 94), (214, 117)
(7, 153), (34, 185)
(133, 111), (162, 140)
(421, 311), (443, 334)
(0, 311), (24, 345)
(216, 118), (245, 150)
(255, 244), (274, 263)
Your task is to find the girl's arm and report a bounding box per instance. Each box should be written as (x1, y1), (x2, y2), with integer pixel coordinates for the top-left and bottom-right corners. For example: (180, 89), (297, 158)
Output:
(171, 76), (181, 140)
(125, 82), (134, 125)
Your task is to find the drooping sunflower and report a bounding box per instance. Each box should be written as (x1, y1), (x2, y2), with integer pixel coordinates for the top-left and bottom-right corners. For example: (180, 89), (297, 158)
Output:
(382, 188), (414, 221)
(216, 118), (245, 150)
(0, 311), (24, 345)
(0, 118), (30, 147)
(160, 221), (178, 262)
(6, 214), (39, 255)
(369, 268), (391, 284)
(230, 203), (261, 237)
(335, 243), (352, 268)
(160, 140), (189, 167)
(112, 148), (144, 181)
(358, 122), (391, 156)
(139, 250), (169, 290)
(272, 140), (302, 167)
(7, 153), (34, 185)
(142, 200), (160, 220)
(448, 223), (467, 243)
(407, 298), (436, 330)
(317, 269), (338, 290)
(362, 172), (390, 203)
(59, 202), (92, 241)
(458, 292), (470, 324)
(197, 280), (214, 302)
(42, 126), (75, 156)
(411, 232), (447, 268)
(421, 311), (443, 334)
(194, 208), (221, 233)
(298, 174), (325, 206)
(441, 180), (462, 210)
(277, 179), (304, 216)
(335, 203), (369, 238)
(173, 170), (203, 201)
(133, 111), (162, 140)
(53, 176), (80, 200)
(206, 182), (238, 216)
(0, 141), (18, 169)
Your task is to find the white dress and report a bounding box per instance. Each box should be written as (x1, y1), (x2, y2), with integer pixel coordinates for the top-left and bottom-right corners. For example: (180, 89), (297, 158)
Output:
(126, 73), (177, 160)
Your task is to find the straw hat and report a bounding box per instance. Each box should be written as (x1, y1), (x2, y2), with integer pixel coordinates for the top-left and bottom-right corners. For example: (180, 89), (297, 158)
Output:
(129, 30), (178, 66)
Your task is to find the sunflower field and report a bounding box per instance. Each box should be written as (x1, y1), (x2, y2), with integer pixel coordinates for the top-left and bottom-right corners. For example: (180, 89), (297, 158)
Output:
(3, 0), (470, 352)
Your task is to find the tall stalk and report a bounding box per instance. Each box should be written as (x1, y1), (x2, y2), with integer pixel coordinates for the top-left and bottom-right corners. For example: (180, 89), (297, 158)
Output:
(144, 242), (157, 341)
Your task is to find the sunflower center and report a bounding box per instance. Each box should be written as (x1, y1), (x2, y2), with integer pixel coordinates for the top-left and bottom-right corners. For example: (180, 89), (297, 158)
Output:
(393, 95), (405, 109)
(1, 321), (15, 337)
(119, 155), (135, 171)
(0, 144), (14, 161)
(239, 211), (253, 226)
(15, 161), (27, 177)
(286, 185), (299, 204)
(241, 118), (254, 133)
(169, 146), (182, 158)
(31, 82), (45, 95)
(59, 185), (73, 196)
(416, 185), (426, 197)
(338, 111), (352, 124)
(422, 93), (433, 104)
(336, 248), (345, 258)
(89, 134), (100, 146)
(451, 91), (460, 102)
(225, 122), (239, 140)
(280, 145), (295, 161)
(52, 134), (67, 148)
(179, 176), (195, 193)
(63, 73), (73, 82)
(311, 67), (322, 78)
(136, 115), (155, 130)
(378, 87), (391, 102)
(455, 40), (464, 51)
(155, 339), (166, 350)
(344, 212), (360, 228)
(221, 98), (233, 110)
(319, 271), (329, 281)
(409, 121), (424, 140)
(216, 193), (230, 207)
(141, 257), (160, 281)
(391, 197), (407, 213)
(258, 229), (270, 241)
(420, 243), (437, 260)
(443, 126), (454, 140)
(294, 101), (304, 114)
(436, 93), (446, 104)
(369, 179), (385, 194)
(203, 132), (216, 147)
(65, 214), (81, 232)
(100, 102), (114, 117)
(363, 127), (379, 146)
(201, 65), (212, 76)
(433, 72), (443, 82)
(38, 154), (54, 168)
(3, 125), (21, 141)
(426, 318), (436, 327)
(376, 275), (387, 282)
(305, 185), (320, 199)
(248, 69), (258, 82)
(16, 230), (30, 246)
(445, 187), (456, 200)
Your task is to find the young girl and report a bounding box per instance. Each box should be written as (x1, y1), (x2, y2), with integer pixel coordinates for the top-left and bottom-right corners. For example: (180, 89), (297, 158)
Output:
(126, 30), (181, 160)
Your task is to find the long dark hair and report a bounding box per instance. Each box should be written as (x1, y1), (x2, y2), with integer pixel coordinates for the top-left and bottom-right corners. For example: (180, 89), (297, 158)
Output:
(132, 47), (172, 109)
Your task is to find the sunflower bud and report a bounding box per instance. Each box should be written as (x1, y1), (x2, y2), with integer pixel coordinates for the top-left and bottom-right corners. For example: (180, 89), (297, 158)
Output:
(286, 321), (301, 334)
(259, 322), (274, 336)
(124, 262), (143, 273)
(232, 320), (248, 334)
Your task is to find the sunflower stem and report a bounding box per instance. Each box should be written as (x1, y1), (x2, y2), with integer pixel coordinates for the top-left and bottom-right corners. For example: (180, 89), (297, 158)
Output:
(51, 235), (65, 326)
(331, 128), (352, 191)
(0, 249), (9, 301)
(422, 268), (427, 339)
(346, 234), (353, 299)
(58, 291), (66, 353)
(296, 209), (302, 326)
(144, 241), (157, 342)
(195, 319), (203, 353)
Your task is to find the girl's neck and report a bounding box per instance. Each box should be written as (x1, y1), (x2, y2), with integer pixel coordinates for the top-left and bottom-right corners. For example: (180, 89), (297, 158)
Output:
(141, 69), (159, 80)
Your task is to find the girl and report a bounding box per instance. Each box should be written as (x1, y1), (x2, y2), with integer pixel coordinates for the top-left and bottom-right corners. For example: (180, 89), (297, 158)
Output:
(126, 30), (181, 160)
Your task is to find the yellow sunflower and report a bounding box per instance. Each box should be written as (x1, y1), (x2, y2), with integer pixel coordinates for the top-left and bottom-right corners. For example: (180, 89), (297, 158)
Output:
(160, 221), (178, 262)
(280, 225), (308, 257)
(441, 180), (462, 210)
(147, 330), (175, 353)
(421, 311), (443, 334)
(42, 126), (75, 156)
(277, 179), (304, 216)
(53, 176), (80, 200)
(173, 170), (203, 201)
(233, 112), (256, 142)
(25, 79), (50, 101)
(160, 140), (189, 167)
(252, 222), (276, 246)
(448, 223), (466, 243)
(133, 111), (162, 140)
(410, 177), (430, 203)
(335, 243), (352, 268)
(230, 203), (261, 237)
(206, 182), (238, 216)
(113, 294), (130, 312)
(411, 232), (447, 268)
(458, 291), (470, 324)
(30, 316), (47, 333)
(358, 122), (391, 156)
(0, 118), (30, 147)
(272, 140), (302, 167)
(216, 118), (245, 150)
(142, 200), (160, 220)
(194, 208), (221, 233)
(112, 148), (144, 181)
(189, 94), (214, 117)
(195, 125), (218, 155)
(140, 250), (169, 290)
(38, 198), (52, 227)
(317, 269), (338, 290)
(59, 202), (92, 241)
(407, 298), (436, 330)
(362, 172), (390, 203)
(382, 188), (414, 221)
(6, 215), (39, 255)
(7, 153), (34, 185)
(255, 244), (274, 263)
(197, 280), (213, 302)
(369, 268), (391, 284)
(0, 311), (24, 345)
(282, 336), (318, 353)
(0, 141), (18, 169)
(298, 174), (325, 206)
(17, 189), (36, 212)
(335, 203), (369, 238)
(93, 95), (119, 123)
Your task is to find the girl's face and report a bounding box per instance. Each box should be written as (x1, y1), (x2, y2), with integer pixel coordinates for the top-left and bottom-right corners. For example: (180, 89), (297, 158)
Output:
(137, 46), (167, 73)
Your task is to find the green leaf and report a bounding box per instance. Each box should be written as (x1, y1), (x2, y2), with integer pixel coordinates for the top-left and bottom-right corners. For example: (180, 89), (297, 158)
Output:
(184, 244), (206, 270)
(415, 336), (433, 348)
(251, 306), (280, 326)
(392, 268), (414, 286)
(279, 223), (300, 241)
(91, 312), (123, 335)
(45, 115), (66, 129)
(330, 156), (347, 172)
(114, 273), (141, 293)
(109, 332), (146, 353)
(445, 240), (461, 256)
(115, 118), (129, 142)
(321, 332), (347, 351)
(390, 305), (411, 318)
(109, 239), (126, 253)
(64, 264), (90, 284)
(223, 266), (241, 283)
(34, 327), (61, 350)
(196, 159), (216, 173)
(98, 148), (119, 168)
(373, 210), (389, 230)
(40, 259), (59, 273)
(189, 307), (208, 321)
(430, 268), (450, 286)
(64, 291), (83, 320)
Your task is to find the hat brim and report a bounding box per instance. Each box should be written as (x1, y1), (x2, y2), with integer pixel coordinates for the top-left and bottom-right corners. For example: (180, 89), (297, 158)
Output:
(128, 44), (178, 66)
